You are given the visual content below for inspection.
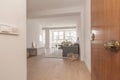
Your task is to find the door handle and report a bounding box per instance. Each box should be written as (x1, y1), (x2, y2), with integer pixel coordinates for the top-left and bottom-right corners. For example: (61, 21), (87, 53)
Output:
(104, 40), (120, 52)
(91, 33), (95, 41)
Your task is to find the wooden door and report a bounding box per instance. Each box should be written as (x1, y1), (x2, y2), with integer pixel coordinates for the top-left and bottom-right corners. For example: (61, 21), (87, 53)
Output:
(91, 0), (120, 80)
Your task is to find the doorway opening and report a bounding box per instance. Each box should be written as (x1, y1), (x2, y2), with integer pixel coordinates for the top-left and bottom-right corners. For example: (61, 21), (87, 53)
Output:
(27, 0), (91, 80)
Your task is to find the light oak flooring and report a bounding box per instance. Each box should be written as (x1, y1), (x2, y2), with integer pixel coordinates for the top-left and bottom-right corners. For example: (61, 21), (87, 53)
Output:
(27, 56), (91, 80)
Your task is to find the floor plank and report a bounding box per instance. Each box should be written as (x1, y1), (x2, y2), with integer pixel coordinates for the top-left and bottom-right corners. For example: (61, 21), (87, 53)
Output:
(27, 56), (91, 80)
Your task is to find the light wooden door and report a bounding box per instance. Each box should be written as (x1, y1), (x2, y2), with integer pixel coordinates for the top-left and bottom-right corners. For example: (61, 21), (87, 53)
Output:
(91, 0), (120, 80)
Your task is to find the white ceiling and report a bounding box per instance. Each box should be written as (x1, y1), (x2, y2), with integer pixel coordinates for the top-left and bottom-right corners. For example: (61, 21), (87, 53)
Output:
(27, 0), (82, 27)
(27, 0), (83, 13)
(27, 14), (80, 28)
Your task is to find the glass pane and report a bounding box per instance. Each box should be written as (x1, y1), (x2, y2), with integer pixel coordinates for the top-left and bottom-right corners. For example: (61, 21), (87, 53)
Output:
(57, 40), (62, 44)
(59, 36), (63, 39)
(53, 40), (57, 43)
(65, 32), (70, 36)
(59, 32), (63, 35)
(54, 36), (57, 39)
(42, 30), (45, 44)
(39, 35), (42, 41)
(54, 32), (58, 35)
(65, 36), (69, 40)
(71, 31), (75, 36)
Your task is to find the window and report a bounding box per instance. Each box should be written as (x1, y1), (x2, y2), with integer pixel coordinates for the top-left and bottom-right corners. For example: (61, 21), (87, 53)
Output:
(49, 29), (77, 48)
(39, 30), (45, 47)
(65, 31), (76, 42)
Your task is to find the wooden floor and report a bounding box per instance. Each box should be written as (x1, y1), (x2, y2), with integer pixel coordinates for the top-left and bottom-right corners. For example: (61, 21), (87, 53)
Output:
(27, 56), (91, 80)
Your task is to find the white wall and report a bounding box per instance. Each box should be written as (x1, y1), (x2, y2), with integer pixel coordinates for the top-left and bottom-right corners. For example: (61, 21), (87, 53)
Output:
(83, 0), (91, 72)
(76, 0), (91, 72)
(78, 7), (86, 61)
(0, 0), (26, 80)
(27, 20), (41, 48)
